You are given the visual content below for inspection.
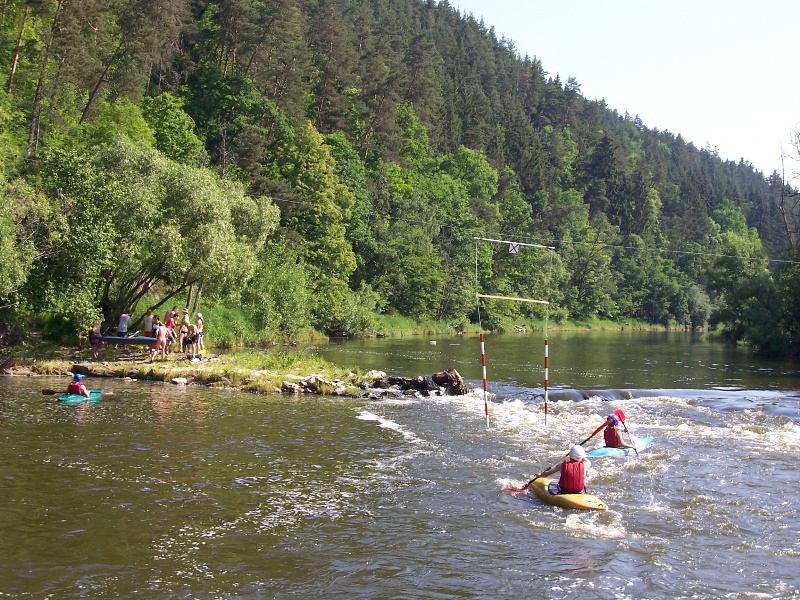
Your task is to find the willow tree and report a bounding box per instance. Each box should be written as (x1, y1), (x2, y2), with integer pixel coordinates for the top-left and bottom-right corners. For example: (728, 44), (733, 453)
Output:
(29, 136), (279, 330)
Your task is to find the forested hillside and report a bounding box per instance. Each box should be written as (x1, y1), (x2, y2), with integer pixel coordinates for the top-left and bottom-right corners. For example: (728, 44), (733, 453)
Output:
(1, 0), (799, 355)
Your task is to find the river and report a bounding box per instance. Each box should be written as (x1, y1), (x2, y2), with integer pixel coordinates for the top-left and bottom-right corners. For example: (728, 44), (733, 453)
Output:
(1, 331), (799, 599)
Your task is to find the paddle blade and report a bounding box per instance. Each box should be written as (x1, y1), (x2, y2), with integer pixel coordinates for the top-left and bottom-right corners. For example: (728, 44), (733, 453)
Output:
(41, 389), (58, 395)
(613, 409), (626, 423)
(503, 481), (532, 493)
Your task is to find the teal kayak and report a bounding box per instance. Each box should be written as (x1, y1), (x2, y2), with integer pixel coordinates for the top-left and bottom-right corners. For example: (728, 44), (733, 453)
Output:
(57, 389), (103, 404)
(100, 335), (155, 345)
(587, 436), (652, 457)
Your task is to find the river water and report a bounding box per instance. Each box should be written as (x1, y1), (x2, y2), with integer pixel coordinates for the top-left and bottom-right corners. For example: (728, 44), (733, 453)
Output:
(1, 331), (799, 599)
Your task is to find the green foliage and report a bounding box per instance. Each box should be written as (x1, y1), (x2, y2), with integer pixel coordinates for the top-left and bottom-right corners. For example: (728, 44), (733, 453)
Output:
(0, 0), (794, 353)
(439, 146), (498, 202)
(276, 121), (357, 328)
(324, 131), (373, 266)
(397, 102), (436, 171)
(0, 181), (42, 302)
(24, 146), (122, 331)
(200, 304), (259, 348)
(333, 282), (384, 337)
(240, 241), (312, 340)
(687, 284), (712, 330)
(561, 218), (618, 320)
(141, 93), (206, 165)
(712, 198), (748, 235)
(78, 99), (156, 149)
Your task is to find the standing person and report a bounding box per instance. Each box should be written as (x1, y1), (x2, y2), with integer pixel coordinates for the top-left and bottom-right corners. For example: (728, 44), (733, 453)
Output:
(195, 313), (205, 351)
(164, 305), (178, 325)
(179, 308), (190, 352)
(603, 414), (636, 449)
(67, 374), (91, 398)
(117, 309), (131, 338)
(150, 319), (168, 362)
(142, 308), (154, 337)
(533, 445), (592, 494)
(185, 321), (199, 355)
(164, 310), (176, 354)
(90, 321), (104, 359)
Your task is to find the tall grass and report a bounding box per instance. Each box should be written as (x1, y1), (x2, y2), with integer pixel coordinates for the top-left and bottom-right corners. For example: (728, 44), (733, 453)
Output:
(372, 314), (481, 336)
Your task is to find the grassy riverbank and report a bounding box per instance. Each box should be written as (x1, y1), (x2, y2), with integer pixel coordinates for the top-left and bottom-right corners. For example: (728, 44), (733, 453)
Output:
(0, 316), (680, 397)
(0, 340), (373, 396)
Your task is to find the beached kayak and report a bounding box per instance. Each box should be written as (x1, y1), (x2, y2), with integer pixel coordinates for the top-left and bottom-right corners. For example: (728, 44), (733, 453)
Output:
(100, 335), (156, 345)
(57, 389), (103, 404)
(528, 477), (608, 511)
(587, 436), (652, 458)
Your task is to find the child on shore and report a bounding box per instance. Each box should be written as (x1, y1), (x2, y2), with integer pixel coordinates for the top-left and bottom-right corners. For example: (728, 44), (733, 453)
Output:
(90, 321), (104, 359)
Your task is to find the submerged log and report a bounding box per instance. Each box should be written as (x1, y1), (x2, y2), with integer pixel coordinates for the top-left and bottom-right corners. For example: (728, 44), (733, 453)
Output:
(386, 375), (440, 394)
(372, 368), (469, 397)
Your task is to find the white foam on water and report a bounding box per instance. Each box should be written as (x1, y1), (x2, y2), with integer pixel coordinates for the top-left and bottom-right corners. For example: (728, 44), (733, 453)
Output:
(564, 510), (627, 539)
(356, 410), (423, 444)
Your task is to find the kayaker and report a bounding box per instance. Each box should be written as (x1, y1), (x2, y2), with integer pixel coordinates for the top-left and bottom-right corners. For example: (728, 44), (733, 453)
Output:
(604, 414), (636, 449)
(533, 445), (591, 494)
(67, 374), (91, 398)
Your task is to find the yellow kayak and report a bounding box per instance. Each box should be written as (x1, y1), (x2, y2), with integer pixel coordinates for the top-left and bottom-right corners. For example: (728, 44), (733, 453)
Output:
(529, 477), (608, 511)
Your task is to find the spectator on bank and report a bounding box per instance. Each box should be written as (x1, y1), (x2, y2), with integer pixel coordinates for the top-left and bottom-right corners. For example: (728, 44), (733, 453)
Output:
(150, 319), (168, 362)
(142, 308), (154, 337)
(117, 309), (131, 338)
(90, 321), (104, 359)
(196, 313), (205, 351)
(185, 321), (199, 355)
(164, 305), (178, 323)
(164, 311), (176, 354)
(179, 308), (190, 352)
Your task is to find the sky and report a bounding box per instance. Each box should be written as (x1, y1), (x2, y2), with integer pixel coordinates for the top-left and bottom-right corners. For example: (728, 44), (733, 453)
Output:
(451, 0), (800, 177)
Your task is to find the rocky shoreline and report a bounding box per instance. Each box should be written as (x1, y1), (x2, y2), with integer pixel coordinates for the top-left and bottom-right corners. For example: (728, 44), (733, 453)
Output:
(2, 357), (470, 400)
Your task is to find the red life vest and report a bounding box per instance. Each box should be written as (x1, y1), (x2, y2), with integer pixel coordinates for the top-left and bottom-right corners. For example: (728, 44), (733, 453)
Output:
(605, 426), (623, 448)
(559, 459), (585, 493)
(67, 381), (84, 395)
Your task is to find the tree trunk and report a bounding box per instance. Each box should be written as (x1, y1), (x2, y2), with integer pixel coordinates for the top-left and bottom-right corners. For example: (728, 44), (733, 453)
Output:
(80, 29), (131, 124)
(191, 284), (202, 314)
(6, 5), (28, 93)
(27, 0), (65, 155)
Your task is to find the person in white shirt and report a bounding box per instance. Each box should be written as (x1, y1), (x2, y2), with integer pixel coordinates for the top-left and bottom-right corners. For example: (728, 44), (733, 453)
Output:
(117, 310), (131, 338)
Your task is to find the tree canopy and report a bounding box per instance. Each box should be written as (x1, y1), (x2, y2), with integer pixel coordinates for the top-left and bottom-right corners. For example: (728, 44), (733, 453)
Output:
(0, 0), (797, 354)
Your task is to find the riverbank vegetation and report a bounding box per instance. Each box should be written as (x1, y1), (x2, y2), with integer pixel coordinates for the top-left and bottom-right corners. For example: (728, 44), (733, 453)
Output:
(1, 0), (799, 358)
(0, 339), (371, 396)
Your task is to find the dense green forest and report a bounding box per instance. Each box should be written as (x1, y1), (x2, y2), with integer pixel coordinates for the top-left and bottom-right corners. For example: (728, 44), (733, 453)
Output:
(1, 0), (799, 356)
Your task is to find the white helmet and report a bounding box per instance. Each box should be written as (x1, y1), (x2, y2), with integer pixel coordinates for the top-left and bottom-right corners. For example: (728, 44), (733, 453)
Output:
(568, 444), (586, 460)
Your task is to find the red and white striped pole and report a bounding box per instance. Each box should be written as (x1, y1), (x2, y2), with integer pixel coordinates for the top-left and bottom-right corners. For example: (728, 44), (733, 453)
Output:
(544, 338), (549, 425)
(480, 332), (490, 428)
